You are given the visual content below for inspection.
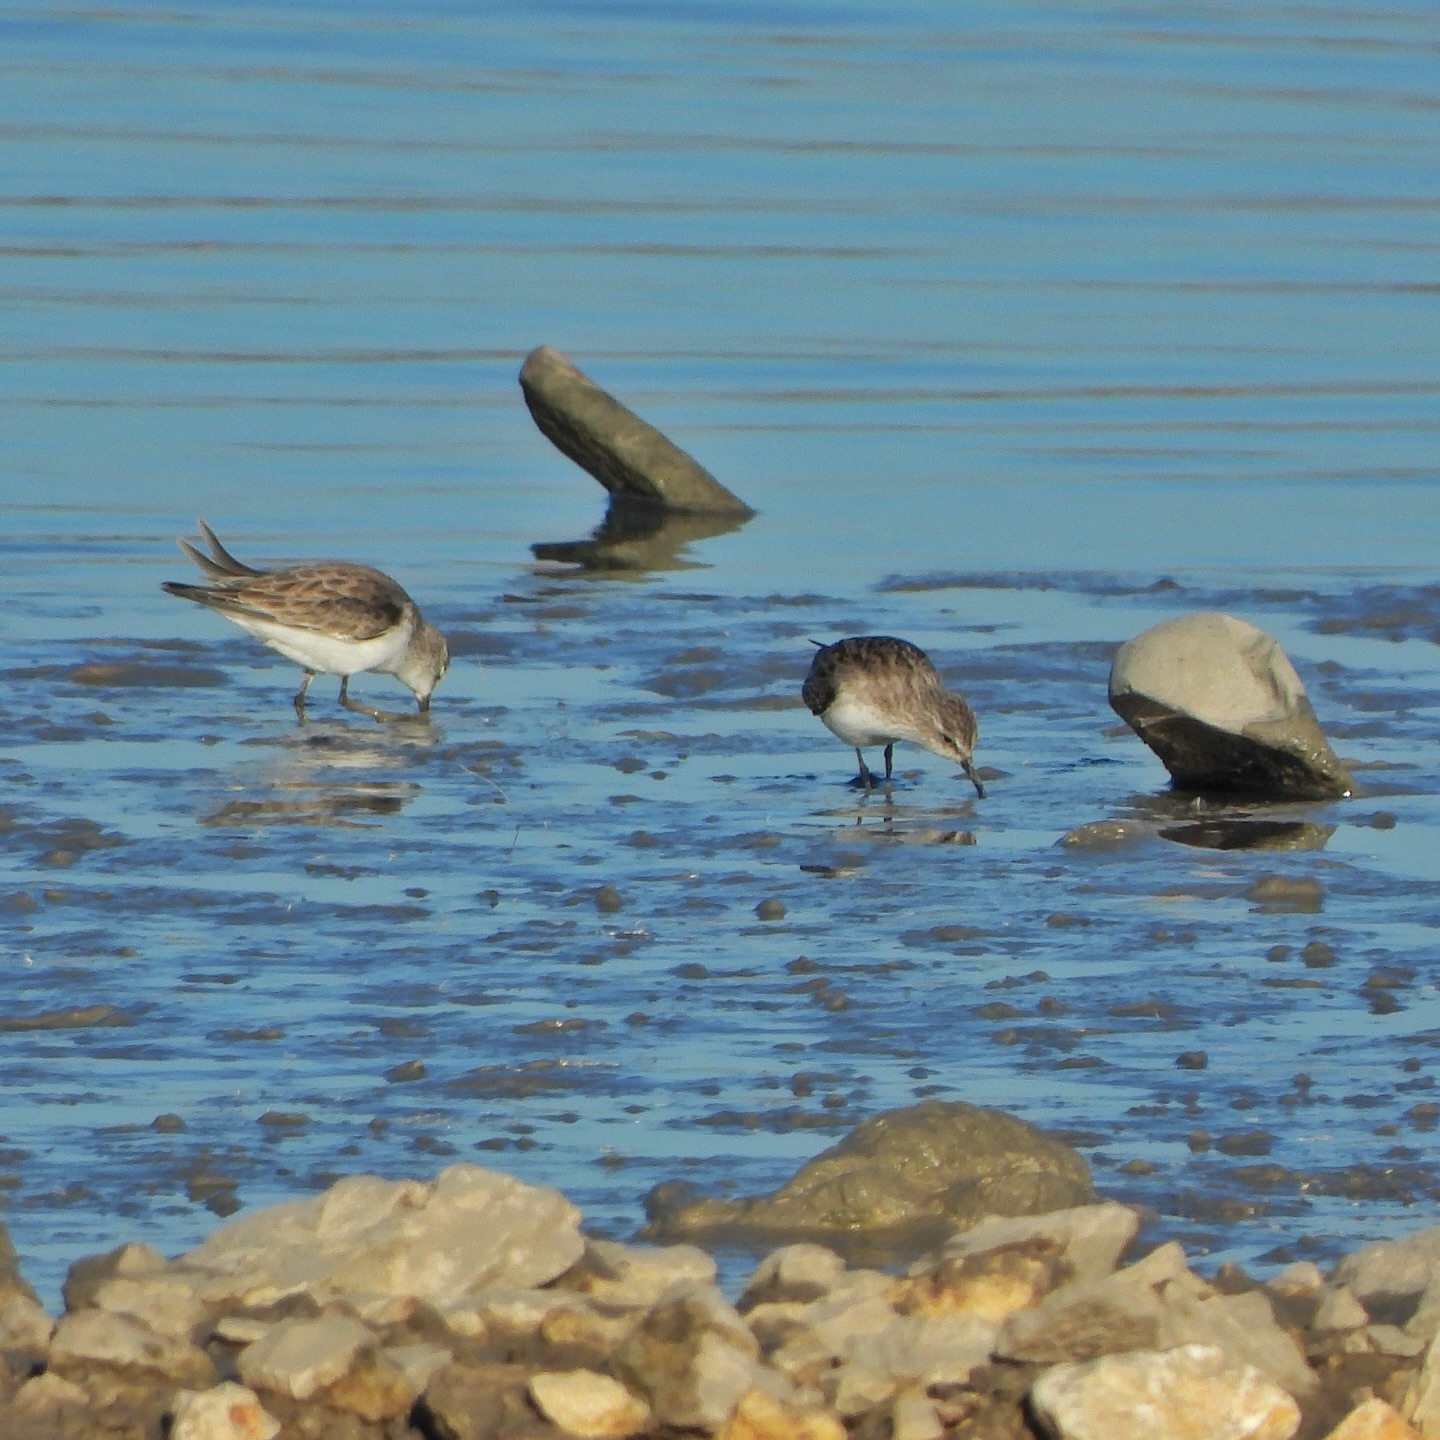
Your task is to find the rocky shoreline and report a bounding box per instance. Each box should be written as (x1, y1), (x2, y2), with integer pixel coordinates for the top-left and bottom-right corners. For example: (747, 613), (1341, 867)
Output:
(1, 1102), (1438, 1439)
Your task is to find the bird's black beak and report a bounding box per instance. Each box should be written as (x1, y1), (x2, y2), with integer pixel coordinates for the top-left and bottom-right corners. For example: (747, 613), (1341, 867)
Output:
(417, 696), (431, 714)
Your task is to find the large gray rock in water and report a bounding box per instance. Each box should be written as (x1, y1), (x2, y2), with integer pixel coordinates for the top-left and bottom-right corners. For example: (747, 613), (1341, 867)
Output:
(519, 345), (754, 517)
(643, 1101), (1092, 1248)
(1108, 611), (1352, 799)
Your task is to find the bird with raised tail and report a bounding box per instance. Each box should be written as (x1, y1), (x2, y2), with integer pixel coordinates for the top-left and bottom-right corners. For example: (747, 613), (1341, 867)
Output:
(162, 520), (448, 722)
(802, 635), (984, 795)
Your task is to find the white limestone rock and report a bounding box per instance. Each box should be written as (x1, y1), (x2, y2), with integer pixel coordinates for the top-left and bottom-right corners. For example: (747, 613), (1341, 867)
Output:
(1369, 1325), (1427, 1359)
(214, 1316), (272, 1346)
(1269, 1262), (1325, 1299)
(62, 1240), (167, 1312)
(49, 1307), (215, 1384)
(827, 1312), (996, 1415)
(996, 1241), (1186, 1364)
(891, 1387), (944, 1440)
(1335, 1225), (1440, 1314)
(0, 1290), (54, 1351)
(441, 1284), (585, 1340)
(530, 1369), (652, 1438)
(616, 1282), (788, 1431)
(383, 1341), (453, 1394)
(235, 1313), (373, 1401)
(996, 1240), (1315, 1397)
(170, 1381), (281, 1440)
(179, 1163), (584, 1311)
(1108, 611), (1351, 799)
(566, 1239), (718, 1309)
(740, 1246), (849, 1309)
(95, 1270), (209, 1341)
(1155, 1284), (1316, 1397)
(1402, 1330), (1440, 1435)
(866, 1312), (997, 1386)
(1030, 1343), (1301, 1440)
(924, 1203), (1139, 1286)
(768, 1278), (898, 1381)
(12, 1371), (90, 1413)
(1314, 1286), (1370, 1332)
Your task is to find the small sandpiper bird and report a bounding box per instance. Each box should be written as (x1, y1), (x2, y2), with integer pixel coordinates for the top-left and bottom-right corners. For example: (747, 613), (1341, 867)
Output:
(162, 520), (448, 721)
(802, 635), (984, 796)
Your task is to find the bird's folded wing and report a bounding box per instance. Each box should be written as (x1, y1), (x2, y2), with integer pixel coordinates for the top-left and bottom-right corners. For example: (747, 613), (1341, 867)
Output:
(189, 567), (408, 641)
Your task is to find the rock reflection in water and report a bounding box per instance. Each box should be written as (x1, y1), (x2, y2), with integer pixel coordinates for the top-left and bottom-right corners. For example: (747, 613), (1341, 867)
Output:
(1159, 819), (1335, 853)
(531, 502), (752, 574)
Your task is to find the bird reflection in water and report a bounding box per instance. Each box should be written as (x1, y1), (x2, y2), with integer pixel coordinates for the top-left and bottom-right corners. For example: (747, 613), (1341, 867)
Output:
(201, 729), (426, 828)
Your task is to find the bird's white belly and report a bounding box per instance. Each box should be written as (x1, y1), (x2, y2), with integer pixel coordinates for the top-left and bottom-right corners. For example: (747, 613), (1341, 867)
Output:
(232, 617), (410, 677)
(820, 693), (903, 748)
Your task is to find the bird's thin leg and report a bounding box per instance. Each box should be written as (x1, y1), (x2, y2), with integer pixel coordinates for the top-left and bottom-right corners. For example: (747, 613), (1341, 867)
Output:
(883, 743), (894, 784)
(853, 749), (874, 790)
(293, 670), (316, 722)
(963, 759), (986, 799)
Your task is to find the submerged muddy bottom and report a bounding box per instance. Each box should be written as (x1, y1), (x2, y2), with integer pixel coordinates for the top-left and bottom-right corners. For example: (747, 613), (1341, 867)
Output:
(3, 540), (1440, 1307)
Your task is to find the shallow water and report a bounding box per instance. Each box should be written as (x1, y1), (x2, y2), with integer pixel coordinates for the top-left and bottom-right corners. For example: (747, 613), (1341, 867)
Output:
(3, 0), (1440, 1307)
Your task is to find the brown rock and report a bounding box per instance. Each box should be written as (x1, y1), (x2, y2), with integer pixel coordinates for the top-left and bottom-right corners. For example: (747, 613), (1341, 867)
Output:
(538, 1302), (637, 1355)
(528, 1369), (651, 1439)
(323, 1350), (420, 1422)
(519, 346), (753, 517)
(1322, 1397), (1422, 1440)
(420, 1361), (556, 1440)
(718, 1388), (845, 1440)
(894, 1241), (1061, 1323)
